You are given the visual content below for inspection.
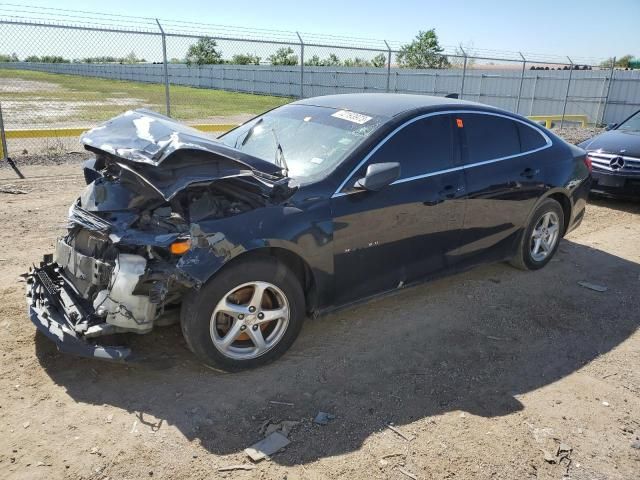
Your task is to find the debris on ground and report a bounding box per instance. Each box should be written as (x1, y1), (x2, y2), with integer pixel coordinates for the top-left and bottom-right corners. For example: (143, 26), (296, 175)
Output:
(268, 400), (294, 406)
(578, 281), (608, 292)
(245, 431), (291, 462)
(386, 423), (414, 442)
(0, 185), (28, 195)
(313, 412), (335, 425)
(218, 464), (256, 472)
(261, 420), (300, 437)
(397, 466), (418, 479)
(631, 440), (640, 449)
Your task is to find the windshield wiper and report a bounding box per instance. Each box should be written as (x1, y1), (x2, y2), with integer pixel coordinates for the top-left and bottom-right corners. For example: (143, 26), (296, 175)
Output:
(270, 128), (289, 177)
(236, 118), (264, 148)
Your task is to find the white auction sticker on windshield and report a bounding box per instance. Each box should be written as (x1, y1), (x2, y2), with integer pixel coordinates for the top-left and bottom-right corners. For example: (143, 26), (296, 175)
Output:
(331, 110), (372, 125)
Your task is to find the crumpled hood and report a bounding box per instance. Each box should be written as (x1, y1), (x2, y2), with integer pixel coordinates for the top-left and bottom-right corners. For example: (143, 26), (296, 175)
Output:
(80, 109), (283, 177)
(578, 129), (640, 158)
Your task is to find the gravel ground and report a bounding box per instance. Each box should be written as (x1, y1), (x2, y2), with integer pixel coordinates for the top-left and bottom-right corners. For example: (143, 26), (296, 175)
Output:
(0, 128), (638, 480)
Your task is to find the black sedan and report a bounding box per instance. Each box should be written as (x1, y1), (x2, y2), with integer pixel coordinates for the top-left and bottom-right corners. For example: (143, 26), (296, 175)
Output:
(579, 109), (640, 198)
(27, 94), (591, 371)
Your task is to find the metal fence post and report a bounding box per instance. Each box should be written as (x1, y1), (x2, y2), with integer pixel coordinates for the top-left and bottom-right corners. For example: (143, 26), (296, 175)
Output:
(529, 75), (538, 116)
(560, 56), (574, 130)
(155, 19), (171, 117)
(296, 32), (304, 98)
(601, 57), (616, 126)
(0, 101), (7, 161)
(515, 52), (526, 114)
(460, 47), (467, 99)
(384, 40), (391, 92)
(0, 101), (25, 179)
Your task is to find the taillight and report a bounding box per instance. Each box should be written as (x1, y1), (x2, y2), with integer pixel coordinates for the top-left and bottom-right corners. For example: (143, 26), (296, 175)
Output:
(584, 154), (593, 173)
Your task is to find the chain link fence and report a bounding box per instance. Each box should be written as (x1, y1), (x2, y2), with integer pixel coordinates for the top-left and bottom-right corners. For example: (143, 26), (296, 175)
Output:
(1, 9), (640, 164)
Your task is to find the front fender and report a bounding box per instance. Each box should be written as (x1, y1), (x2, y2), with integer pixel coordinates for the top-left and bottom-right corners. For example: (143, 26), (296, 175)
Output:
(175, 202), (333, 290)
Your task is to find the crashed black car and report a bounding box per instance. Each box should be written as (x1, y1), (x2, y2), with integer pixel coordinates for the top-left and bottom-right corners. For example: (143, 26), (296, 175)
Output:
(27, 94), (591, 371)
(578, 109), (640, 198)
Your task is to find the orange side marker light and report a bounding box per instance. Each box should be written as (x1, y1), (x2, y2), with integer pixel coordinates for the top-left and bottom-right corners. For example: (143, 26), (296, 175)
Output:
(170, 240), (191, 255)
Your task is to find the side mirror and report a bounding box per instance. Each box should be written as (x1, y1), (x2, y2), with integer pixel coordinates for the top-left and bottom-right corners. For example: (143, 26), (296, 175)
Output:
(605, 123), (617, 131)
(354, 162), (401, 192)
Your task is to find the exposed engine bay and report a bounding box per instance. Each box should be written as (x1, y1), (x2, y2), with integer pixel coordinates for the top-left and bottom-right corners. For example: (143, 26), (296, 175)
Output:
(26, 109), (295, 361)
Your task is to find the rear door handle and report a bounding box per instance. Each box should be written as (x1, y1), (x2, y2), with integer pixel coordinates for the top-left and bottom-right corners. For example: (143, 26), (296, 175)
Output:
(520, 168), (540, 178)
(438, 184), (465, 198)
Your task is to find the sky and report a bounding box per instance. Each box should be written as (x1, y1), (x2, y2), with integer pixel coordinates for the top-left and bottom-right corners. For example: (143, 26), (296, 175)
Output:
(1, 0), (639, 63)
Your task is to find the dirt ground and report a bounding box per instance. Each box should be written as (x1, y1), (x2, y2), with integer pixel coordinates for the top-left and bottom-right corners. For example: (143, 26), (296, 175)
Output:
(0, 159), (639, 480)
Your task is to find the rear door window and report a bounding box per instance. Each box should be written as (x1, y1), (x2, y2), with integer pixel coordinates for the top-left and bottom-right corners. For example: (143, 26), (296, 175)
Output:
(517, 123), (548, 151)
(459, 113), (521, 164)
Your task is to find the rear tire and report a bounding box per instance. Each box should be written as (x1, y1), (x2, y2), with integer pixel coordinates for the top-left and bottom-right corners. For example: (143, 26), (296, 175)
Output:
(510, 198), (564, 271)
(180, 256), (305, 371)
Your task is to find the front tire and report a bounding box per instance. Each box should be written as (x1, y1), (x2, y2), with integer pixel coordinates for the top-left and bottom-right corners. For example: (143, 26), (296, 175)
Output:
(510, 198), (564, 271)
(180, 256), (305, 371)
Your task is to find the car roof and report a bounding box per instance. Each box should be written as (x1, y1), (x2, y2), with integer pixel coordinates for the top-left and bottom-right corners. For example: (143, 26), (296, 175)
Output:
(293, 93), (493, 117)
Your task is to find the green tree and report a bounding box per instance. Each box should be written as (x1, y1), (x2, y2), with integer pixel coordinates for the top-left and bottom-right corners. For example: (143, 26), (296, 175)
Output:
(0, 53), (18, 62)
(186, 37), (223, 66)
(343, 57), (371, 67)
(371, 53), (387, 68)
(25, 55), (69, 63)
(231, 53), (261, 65)
(122, 51), (145, 64)
(616, 54), (635, 68)
(397, 29), (449, 69)
(268, 47), (298, 66)
(599, 55), (637, 69)
(304, 55), (323, 66)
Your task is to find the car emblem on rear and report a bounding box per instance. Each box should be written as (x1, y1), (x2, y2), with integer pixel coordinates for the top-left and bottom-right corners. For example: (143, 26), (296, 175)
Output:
(609, 156), (625, 170)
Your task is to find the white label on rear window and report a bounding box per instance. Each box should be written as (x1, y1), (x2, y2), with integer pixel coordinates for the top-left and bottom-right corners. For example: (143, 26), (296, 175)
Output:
(331, 110), (372, 125)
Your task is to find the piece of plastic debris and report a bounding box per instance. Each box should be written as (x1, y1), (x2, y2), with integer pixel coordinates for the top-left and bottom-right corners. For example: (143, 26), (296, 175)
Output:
(263, 420), (300, 437)
(218, 464), (256, 472)
(602, 401), (610, 407)
(557, 443), (572, 455)
(313, 412), (335, 425)
(386, 423), (413, 442)
(397, 467), (418, 480)
(543, 450), (557, 464)
(23, 422), (30, 429)
(245, 431), (290, 462)
(578, 281), (608, 292)
(268, 400), (294, 406)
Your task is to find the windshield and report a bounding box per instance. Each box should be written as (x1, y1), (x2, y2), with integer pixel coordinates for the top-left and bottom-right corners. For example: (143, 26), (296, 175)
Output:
(618, 111), (640, 132)
(219, 104), (388, 182)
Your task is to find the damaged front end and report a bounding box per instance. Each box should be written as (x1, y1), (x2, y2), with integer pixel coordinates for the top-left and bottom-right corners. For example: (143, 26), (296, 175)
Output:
(27, 109), (295, 361)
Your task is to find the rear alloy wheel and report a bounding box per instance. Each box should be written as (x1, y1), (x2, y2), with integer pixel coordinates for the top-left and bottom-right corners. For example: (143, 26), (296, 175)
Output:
(511, 198), (564, 270)
(181, 257), (305, 371)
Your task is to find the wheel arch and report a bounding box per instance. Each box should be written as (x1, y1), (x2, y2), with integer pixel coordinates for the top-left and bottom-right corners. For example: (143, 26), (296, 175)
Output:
(202, 246), (319, 315)
(544, 190), (572, 236)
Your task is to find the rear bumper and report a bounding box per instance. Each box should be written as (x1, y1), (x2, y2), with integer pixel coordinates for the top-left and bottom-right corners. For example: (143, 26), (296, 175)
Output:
(26, 257), (131, 362)
(591, 170), (640, 199)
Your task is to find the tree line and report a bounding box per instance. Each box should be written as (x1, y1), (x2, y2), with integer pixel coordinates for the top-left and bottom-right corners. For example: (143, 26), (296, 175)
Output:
(4, 29), (633, 70)
(0, 52), (146, 64)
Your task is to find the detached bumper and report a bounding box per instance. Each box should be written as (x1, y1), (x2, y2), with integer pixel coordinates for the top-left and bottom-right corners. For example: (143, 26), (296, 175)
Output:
(26, 258), (131, 362)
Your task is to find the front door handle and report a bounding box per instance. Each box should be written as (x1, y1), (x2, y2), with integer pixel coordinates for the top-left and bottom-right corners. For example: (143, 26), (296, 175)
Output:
(520, 167), (540, 178)
(424, 185), (465, 206)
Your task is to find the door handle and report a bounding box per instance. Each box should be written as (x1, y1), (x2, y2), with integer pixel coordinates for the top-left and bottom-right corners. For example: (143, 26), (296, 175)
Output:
(424, 185), (464, 206)
(438, 185), (464, 198)
(520, 168), (540, 178)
